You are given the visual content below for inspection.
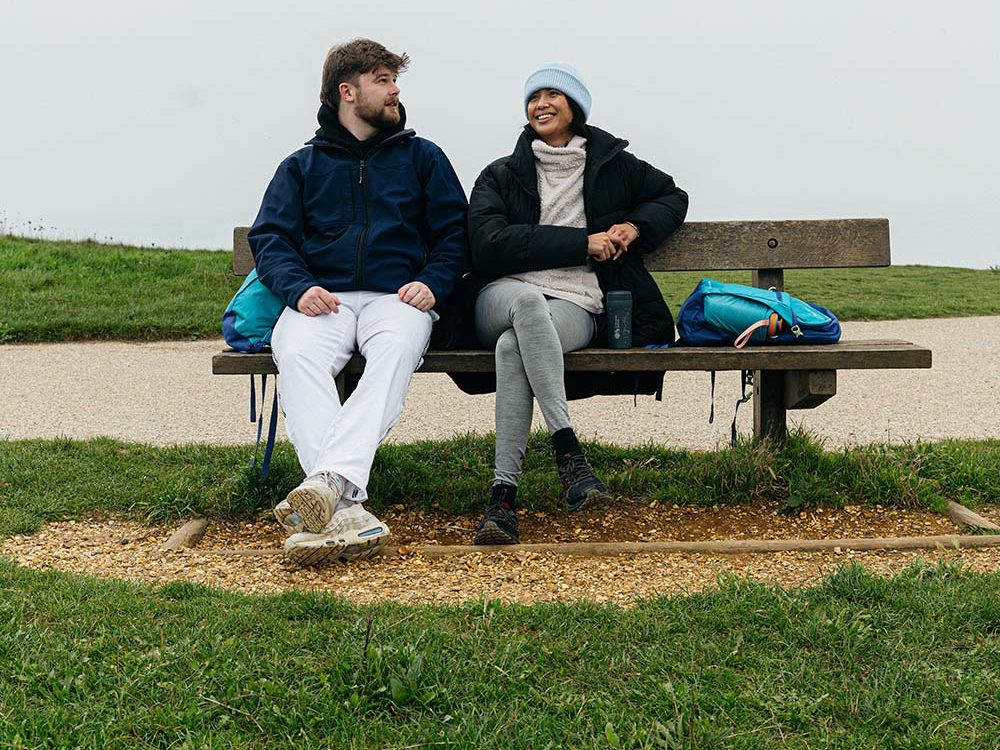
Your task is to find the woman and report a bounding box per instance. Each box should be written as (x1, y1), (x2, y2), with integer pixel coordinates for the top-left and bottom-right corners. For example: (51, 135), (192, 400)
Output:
(468, 63), (688, 545)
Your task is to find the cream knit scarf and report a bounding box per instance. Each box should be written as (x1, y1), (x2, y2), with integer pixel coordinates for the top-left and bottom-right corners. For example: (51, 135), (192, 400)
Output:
(508, 135), (604, 314)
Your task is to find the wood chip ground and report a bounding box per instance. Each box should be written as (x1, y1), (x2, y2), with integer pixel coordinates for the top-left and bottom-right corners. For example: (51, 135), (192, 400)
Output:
(4, 503), (999, 606)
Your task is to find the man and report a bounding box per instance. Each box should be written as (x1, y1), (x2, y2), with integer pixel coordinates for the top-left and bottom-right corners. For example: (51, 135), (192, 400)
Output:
(248, 38), (468, 566)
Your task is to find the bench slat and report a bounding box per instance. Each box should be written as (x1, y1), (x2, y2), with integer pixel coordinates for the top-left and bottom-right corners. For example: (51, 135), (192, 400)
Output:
(231, 218), (890, 275)
(213, 340), (931, 376)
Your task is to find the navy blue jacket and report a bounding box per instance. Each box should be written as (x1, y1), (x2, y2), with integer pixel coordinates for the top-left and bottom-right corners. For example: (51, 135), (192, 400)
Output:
(248, 115), (469, 310)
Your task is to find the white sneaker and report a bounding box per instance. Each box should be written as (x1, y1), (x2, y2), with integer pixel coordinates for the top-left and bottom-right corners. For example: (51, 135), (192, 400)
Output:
(284, 503), (391, 567)
(285, 471), (346, 533)
(273, 500), (306, 534)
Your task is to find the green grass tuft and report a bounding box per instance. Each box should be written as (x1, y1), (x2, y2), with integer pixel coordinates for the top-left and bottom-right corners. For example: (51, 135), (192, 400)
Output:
(2, 433), (998, 537)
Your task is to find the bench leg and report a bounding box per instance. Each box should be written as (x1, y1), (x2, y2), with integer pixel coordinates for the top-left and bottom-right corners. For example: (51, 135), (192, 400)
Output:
(751, 269), (787, 443)
(754, 369), (787, 443)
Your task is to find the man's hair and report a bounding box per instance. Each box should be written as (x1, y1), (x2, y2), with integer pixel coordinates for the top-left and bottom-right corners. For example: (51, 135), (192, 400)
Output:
(320, 38), (410, 108)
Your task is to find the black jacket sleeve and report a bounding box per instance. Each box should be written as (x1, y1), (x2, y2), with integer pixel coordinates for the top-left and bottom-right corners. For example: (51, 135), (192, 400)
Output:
(468, 164), (588, 277)
(620, 153), (689, 254)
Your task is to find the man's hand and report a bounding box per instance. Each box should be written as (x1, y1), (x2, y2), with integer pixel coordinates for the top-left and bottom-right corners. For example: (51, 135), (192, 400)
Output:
(296, 286), (341, 316)
(398, 281), (436, 312)
(606, 223), (639, 260)
(587, 232), (623, 263)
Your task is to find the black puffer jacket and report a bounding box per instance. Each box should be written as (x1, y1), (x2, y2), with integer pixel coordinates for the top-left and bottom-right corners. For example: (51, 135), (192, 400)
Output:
(468, 124), (688, 347)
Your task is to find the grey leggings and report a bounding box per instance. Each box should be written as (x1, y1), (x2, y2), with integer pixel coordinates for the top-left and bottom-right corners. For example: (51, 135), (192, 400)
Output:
(475, 279), (596, 486)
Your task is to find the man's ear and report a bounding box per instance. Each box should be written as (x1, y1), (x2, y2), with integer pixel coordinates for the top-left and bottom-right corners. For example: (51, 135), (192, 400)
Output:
(338, 81), (356, 104)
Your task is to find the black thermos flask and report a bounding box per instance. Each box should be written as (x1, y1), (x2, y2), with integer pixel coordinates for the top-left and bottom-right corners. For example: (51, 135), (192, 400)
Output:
(606, 290), (632, 348)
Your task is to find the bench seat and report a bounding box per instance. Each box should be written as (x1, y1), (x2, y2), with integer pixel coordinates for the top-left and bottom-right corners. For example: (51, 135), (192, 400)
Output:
(213, 340), (931, 376)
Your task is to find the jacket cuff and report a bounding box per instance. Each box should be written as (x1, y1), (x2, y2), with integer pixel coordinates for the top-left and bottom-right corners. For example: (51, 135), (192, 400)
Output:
(287, 281), (316, 311)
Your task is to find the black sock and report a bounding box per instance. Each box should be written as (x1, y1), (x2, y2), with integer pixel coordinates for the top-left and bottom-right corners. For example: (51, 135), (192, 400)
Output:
(551, 427), (581, 458)
(491, 482), (517, 509)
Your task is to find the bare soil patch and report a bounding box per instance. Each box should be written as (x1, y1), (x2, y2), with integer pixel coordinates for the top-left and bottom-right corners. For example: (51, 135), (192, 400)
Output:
(199, 501), (960, 549)
(5, 504), (999, 606)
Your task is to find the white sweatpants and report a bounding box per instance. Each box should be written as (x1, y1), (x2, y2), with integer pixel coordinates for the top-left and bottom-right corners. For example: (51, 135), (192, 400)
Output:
(270, 291), (432, 503)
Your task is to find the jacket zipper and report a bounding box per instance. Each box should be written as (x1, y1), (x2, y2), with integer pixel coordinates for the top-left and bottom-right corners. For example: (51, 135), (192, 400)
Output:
(355, 159), (368, 288)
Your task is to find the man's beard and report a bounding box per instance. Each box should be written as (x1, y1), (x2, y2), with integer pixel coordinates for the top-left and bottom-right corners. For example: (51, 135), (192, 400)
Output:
(356, 95), (400, 130)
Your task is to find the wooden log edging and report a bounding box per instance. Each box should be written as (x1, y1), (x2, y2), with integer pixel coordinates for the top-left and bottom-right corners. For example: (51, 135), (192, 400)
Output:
(946, 501), (1000, 531)
(188, 534), (1000, 559)
(160, 518), (209, 551)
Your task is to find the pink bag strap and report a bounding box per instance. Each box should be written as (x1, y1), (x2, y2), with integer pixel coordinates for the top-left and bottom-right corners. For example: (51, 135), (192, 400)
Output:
(733, 319), (770, 349)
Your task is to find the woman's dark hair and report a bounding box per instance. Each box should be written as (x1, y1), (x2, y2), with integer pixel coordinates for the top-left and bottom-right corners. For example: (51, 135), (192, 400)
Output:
(567, 98), (589, 136)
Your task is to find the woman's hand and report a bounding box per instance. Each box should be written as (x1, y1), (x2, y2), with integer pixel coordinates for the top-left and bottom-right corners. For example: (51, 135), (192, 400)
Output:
(606, 223), (640, 259)
(587, 232), (622, 263)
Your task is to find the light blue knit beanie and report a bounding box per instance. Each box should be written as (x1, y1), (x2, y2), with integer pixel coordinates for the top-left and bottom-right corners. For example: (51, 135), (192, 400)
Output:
(523, 63), (592, 121)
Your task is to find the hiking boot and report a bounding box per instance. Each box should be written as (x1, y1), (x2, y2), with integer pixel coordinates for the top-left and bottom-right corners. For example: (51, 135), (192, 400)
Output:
(285, 471), (346, 533)
(273, 499), (306, 534)
(284, 502), (390, 567)
(473, 483), (519, 545)
(556, 451), (610, 512)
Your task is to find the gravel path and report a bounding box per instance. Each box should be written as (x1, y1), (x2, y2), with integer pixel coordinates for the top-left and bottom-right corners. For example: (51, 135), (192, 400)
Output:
(2, 317), (998, 448)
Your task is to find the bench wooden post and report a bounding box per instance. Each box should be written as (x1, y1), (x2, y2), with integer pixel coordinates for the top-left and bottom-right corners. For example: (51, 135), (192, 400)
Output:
(752, 268), (787, 442)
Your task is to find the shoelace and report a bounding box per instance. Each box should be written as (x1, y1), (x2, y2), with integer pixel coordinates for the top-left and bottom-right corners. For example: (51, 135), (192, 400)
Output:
(558, 454), (593, 486)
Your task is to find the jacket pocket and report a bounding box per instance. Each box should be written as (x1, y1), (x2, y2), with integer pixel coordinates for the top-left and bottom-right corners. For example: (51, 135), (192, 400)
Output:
(303, 165), (358, 225)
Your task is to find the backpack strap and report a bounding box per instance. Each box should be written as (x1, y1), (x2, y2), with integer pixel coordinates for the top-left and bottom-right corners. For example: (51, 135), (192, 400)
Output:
(733, 319), (770, 349)
(249, 374), (280, 479)
(709, 371), (716, 424)
(773, 289), (803, 338)
(730, 370), (753, 447)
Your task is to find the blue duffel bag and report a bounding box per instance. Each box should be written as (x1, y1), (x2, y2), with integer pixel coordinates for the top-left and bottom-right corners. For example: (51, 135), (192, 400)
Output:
(676, 278), (841, 348)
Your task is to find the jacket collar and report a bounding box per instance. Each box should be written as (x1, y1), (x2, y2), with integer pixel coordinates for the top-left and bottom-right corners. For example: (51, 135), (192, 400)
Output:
(508, 124), (628, 197)
(307, 102), (414, 156)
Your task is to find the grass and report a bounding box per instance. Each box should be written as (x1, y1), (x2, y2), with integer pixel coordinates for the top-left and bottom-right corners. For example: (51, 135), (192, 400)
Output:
(2, 235), (999, 343)
(653, 266), (1000, 321)
(2, 433), (999, 539)
(0, 235), (237, 343)
(0, 558), (998, 748)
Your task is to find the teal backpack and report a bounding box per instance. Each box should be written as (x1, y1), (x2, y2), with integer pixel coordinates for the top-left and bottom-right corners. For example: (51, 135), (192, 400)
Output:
(221, 270), (285, 477)
(222, 269), (286, 353)
(676, 278), (841, 347)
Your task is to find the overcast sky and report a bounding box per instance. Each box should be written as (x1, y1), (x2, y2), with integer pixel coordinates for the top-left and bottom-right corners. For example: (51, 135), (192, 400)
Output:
(2, 0), (997, 267)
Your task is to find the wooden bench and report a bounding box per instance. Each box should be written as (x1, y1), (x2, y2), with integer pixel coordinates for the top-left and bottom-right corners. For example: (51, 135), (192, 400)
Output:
(213, 219), (932, 442)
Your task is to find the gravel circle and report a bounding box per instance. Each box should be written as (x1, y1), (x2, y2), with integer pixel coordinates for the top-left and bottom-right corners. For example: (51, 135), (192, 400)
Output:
(3, 511), (1000, 605)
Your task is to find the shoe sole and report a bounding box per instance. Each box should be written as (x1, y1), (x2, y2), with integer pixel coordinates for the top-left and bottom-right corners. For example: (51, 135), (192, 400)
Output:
(473, 520), (519, 546)
(566, 487), (612, 513)
(286, 485), (333, 533)
(285, 531), (390, 567)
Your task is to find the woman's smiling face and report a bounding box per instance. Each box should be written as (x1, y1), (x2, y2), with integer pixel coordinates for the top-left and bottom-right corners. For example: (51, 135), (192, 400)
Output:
(527, 88), (574, 145)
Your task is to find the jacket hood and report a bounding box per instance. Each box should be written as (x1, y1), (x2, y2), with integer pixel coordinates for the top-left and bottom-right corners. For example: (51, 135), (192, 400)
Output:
(308, 102), (412, 155)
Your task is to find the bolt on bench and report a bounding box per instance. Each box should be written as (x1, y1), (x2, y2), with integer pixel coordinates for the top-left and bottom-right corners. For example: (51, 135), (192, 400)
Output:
(213, 219), (932, 442)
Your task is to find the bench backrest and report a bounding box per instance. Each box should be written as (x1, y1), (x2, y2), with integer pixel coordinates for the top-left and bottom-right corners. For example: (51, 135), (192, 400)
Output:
(230, 218), (890, 276)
